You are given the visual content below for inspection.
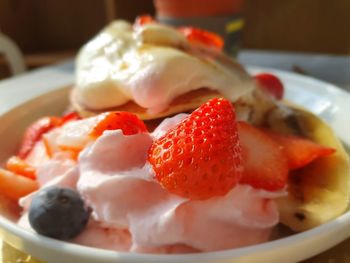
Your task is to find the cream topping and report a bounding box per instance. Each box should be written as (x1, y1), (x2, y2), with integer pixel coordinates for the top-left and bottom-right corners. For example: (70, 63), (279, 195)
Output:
(19, 115), (283, 253)
(75, 21), (254, 114)
(75, 116), (282, 252)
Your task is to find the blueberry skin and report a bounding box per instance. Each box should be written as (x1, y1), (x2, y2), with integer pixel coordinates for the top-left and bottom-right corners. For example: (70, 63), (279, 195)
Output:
(28, 186), (90, 240)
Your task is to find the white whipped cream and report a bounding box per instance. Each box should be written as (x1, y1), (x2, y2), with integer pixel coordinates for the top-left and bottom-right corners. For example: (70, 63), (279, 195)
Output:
(75, 21), (254, 114)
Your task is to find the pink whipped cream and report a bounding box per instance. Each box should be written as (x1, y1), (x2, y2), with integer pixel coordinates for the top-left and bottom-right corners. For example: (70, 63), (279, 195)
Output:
(19, 114), (283, 253)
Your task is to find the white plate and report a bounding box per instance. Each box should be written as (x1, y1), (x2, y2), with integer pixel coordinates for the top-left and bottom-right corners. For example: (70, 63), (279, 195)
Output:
(0, 65), (350, 263)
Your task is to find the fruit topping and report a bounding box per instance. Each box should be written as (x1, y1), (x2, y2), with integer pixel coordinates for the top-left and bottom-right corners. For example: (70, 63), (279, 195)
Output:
(0, 168), (38, 200)
(134, 14), (156, 27)
(61, 111), (81, 124)
(264, 131), (336, 169)
(148, 98), (243, 200)
(254, 73), (284, 100)
(238, 121), (289, 191)
(178, 26), (224, 50)
(17, 117), (62, 159)
(6, 156), (36, 179)
(28, 187), (90, 240)
(90, 111), (148, 137)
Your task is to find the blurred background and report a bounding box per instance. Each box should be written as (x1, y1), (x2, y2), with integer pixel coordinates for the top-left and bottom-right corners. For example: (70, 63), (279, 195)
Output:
(0, 0), (349, 84)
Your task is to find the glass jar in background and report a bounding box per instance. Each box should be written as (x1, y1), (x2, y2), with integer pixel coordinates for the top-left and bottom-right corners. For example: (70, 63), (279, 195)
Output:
(154, 0), (245, 56)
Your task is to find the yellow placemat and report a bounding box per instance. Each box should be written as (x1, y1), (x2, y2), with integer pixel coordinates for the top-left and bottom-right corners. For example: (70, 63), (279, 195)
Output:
(2, 238), (350, 263)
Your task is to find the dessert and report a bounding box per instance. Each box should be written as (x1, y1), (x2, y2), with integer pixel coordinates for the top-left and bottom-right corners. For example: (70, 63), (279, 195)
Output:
(71, 16), (270, 125)
(0, 16), (349, 254)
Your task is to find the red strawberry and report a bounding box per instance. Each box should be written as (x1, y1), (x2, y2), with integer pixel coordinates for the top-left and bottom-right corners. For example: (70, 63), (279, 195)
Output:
(0, 168), (38, 200)
(178, 26), (224, 50)
(254, 73), (284, 100)
(264, 131), (335, 170)
(6, 156), (36, 180)
(134, 14), (155, 27)
(61, 111), (81, 124)
(238, 121), (289, 191)
(18, 117), (62, 159)
(90, 111), (147, 137)
(148, 98), (243, 200)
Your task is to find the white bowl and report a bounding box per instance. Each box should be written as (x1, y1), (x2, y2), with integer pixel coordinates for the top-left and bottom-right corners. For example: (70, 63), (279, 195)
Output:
(0, 67), (350, 263)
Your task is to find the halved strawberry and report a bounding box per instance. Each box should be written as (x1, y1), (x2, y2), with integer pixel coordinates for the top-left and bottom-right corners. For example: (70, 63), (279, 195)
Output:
(148, 98), (243, 200)
(17, 117), (62, 159)
(6, 156), (36, 180)
(0, 168), (38, 200)
(178, 26), (224, 50)
(58, 145), (81, 161)
(238, 121), (289, 191)
(263, 131), (335, 170)
(134, 14), (155, 27)
(89, 111), (148, 137)
(254, 73), (284, 100)
(61, 111), (81, 124)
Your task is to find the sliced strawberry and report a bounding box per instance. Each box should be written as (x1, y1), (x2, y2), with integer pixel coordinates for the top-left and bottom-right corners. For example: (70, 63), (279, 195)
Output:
(90, 111), (148, 137)
(58, 145), (81, 161)
(254, 73), (284, 100)
(0, 168), (38, 200)
(134, 14), (155, 27)
(6, 156), (36, 180)
(178, 26), (224, 50)
(17, 117), (62, 159)
(61, 111), (81, 124)
(238, 121), (289, 191)
(148, 98), (243, 200)
(263, 131), (335, 170)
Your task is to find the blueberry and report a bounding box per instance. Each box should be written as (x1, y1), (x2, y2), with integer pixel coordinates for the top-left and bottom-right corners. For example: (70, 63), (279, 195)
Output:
(28, 186), (90, 240)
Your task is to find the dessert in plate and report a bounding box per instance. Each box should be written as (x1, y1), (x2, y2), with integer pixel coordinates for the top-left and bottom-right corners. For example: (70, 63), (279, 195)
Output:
(0, 16), (349, 255)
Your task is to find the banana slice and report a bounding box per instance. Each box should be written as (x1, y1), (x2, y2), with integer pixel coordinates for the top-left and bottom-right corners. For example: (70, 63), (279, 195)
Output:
(269, 105), (350, 232)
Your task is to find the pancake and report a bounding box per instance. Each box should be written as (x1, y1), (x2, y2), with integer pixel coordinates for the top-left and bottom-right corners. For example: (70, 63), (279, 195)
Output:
(71, 87), (221, 120)
(70, 18), (350, 232)
(267, 105), (350, 231)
